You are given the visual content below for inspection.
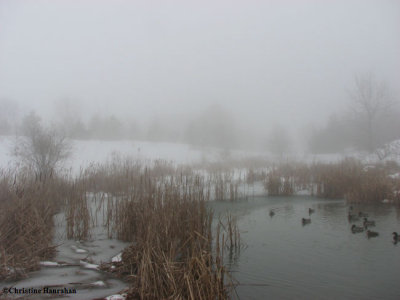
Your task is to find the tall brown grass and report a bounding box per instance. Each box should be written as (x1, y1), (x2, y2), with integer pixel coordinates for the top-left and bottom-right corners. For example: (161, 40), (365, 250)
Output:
(79, 159), (232, 299)
(0, 168), (63, 281)
(44, 156), (236, 299)
(264, 159), (400, 204)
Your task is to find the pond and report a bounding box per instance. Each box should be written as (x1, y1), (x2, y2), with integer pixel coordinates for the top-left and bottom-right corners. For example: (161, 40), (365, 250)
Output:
(209, 196), (400, 300)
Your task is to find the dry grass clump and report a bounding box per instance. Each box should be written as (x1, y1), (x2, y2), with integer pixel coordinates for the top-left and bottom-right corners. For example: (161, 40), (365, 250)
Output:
(265, 164), (295, 196)
(0, 168), (61, 281)
(264, 160), (358, 198)
(311, 159), (361, 199)
(266, 173), (294, 196)
(346, 163), (396, 203)
(65, 177), (91, 240)
(81, 159), (231, 299)
(246, 168), (266, 185)
(206, 170), (240, 201)
(311, 159), (399, 203)
(265, 159), (400, 204)
(114, 182), (228, 298)
(217, 213), (241, 253)
(121, 241), (226, 300)
(62, 159), (233, 299)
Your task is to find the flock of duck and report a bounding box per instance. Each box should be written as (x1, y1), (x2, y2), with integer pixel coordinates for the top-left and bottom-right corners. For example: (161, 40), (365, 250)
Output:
(269, 206), (400, 243)
(347, 206), (400, 242)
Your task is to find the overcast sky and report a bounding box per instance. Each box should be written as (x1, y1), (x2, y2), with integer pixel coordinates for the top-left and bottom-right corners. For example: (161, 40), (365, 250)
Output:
(0, 0), (399, 132)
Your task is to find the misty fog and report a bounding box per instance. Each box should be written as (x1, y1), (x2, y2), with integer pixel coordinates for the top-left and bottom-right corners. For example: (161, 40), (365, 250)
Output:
(1, 0), (399, 153)
(2, 2), (400, 299)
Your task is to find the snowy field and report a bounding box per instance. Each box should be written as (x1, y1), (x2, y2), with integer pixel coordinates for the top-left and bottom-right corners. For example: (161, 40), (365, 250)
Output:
(1, 135), (399, 176)
(0, 136), (242, 171)
(0, 135), (345, 171)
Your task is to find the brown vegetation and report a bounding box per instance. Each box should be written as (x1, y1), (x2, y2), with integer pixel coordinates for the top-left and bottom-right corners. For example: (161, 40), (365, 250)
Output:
(59, 157), (238, 299)
(264, 159), (400, 204)
(0, 168), (62, 281)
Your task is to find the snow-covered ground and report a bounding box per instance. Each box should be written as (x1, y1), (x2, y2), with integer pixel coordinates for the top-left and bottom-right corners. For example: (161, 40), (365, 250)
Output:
(0, 136), (256, 172)
(0, 135), (343, 173)
(2, 135), (399, 175)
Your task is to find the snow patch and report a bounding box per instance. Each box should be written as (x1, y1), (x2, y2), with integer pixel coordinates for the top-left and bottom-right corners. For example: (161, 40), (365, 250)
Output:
(105, 294), (127, 300)
(388, 173), (400, 179)
(382, 199), (394, 204)
(80, 260), (99, 270)
(295, 189), (312, 196)
(71, 245), (88, 254)
(39, 261), (61, 267)
(111, 253), (122, 263)
(91, 280), (106, 287)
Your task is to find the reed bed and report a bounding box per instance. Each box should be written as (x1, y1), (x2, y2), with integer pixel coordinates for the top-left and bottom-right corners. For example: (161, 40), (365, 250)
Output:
(263, 159), (400, 204)
(346, 164), (395, 203)
(2, 150), (399, 296)
(47, 157), (234, 299)
(65, 178), (91, 240)
(0, 168), (62, 281)
(80, 160), (232, 299)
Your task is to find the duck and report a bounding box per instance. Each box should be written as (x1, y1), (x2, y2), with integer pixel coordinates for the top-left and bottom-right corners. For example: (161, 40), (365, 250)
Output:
(269, 209), (275, 217)
(358, 211), (368, 218)
(351, 224), (364, 233)
(393, 232), (400, 243)
(363, 218), (375, 228)
(308, 208), (315, 215)
(367, 230), (379, 238)
(302, 218), (311, 225)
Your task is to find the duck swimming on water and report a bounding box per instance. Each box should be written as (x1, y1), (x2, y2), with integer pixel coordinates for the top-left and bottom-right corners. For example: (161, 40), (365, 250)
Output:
(269, 209), (275, 217)
(302, 218), (311, 225)
(367, 230), (379, 238)
(309, 208), (315, 215)
(351, 224), (364, 233)
(393, 232), (400, 243)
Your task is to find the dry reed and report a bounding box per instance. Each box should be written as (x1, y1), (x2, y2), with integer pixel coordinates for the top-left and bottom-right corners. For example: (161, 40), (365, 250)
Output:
(0, 168), (61, 281)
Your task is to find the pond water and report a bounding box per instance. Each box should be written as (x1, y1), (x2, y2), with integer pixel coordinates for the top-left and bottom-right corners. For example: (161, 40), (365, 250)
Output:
(209, 196), (400, 300)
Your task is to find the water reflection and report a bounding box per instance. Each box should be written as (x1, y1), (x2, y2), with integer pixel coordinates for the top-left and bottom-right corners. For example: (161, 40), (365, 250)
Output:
(209, 196), (400, 300)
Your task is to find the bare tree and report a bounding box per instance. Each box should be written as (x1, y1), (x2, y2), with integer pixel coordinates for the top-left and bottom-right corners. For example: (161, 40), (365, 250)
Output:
(349, 73), (396, 152)
(13, 111), (71, 178)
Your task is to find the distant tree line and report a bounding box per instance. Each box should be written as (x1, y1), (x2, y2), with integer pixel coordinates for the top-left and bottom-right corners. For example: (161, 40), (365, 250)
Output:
(0, 102), (240, 149)
(2, 74), (398, 154)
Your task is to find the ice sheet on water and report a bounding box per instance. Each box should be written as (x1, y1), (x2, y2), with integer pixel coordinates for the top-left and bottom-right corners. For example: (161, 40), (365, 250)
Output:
(39, 261), (61, 267)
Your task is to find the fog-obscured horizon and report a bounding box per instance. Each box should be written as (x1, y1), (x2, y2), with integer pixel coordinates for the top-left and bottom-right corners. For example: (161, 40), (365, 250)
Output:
(1, 0), (399, 153)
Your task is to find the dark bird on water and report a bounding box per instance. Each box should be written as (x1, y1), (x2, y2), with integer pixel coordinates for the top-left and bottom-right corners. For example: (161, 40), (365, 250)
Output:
(367, 230), (379, 238)
(393, 232), (400, 243)
(351, 224), (364, 233)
